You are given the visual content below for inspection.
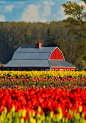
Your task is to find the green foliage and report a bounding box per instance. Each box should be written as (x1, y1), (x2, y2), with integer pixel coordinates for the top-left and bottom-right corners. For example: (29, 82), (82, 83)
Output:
(76, 59), (86, 70)
(0, 14), (86, 70)
(1, 106), (86, 123)
(62, 1), (85, 23)
(61, 0), (86, 70)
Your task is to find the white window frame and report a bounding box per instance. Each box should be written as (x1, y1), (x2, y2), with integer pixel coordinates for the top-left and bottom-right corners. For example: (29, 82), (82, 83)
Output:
(59, 69), (63, 71)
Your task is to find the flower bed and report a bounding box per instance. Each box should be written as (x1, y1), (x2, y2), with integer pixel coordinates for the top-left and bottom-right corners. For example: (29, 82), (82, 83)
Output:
(0, 71), (86, 123)
(0, 70), (86, 79)
(0, 88), (86, 123)
(0, 75), (86, 90)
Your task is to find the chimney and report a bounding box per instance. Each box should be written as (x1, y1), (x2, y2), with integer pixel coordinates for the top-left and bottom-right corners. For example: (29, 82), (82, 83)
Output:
(35, 42), (42, 48)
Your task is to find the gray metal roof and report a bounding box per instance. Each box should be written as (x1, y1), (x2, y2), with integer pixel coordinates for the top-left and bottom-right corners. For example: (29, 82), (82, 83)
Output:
(49, 60), (75, 67)
(4, 59), (75, 68)
(12, 46), (63, 60)
(4, 46), (75, 68)
(12, 52), (51, 60)
(4, 60), (50, 67)
(15, 47), (57, 53)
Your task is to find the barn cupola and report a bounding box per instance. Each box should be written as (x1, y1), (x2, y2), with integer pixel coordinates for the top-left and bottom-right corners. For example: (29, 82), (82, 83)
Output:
(35, 42), (42, 48)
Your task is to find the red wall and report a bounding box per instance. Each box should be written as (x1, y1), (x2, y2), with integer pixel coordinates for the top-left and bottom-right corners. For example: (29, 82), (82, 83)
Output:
(51, 67), (75, 71)
(49, 48), (64, 60)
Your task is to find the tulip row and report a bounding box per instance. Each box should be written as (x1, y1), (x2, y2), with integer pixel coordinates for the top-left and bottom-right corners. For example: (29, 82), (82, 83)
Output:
(0, 71), (86, 123)
(0, 75), (86, 90)
(0, 88), (86, 122)
(0, 70), (86, 79)
(0, 105), (86, 123)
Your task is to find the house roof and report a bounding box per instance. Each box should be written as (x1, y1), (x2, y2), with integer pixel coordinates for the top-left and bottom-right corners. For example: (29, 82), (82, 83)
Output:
(4, 60), (75, 68)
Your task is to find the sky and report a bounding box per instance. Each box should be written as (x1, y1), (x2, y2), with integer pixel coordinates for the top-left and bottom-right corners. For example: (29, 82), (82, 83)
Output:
(0, 0), (85, 23)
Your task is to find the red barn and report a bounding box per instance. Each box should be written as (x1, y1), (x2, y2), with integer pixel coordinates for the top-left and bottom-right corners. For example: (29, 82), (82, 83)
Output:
(3, 42), (75, 71)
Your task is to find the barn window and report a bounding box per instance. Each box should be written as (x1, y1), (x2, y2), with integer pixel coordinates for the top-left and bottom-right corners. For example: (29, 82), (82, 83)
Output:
(67, 69), (70, 71)
(64, 69), (66, 71)
(56, 69), (58, 71)
(45, 69), (50, 71)
(28, 68), (32, 71)
(40, 69), (44, 71)
(12, 68), (15, 71)
(52, 69), (54, 71)
(6, 68), (9, 71)
(34, 68), (38, 70)
(71, 69), (74, 71)
(18, 68), (21, 71)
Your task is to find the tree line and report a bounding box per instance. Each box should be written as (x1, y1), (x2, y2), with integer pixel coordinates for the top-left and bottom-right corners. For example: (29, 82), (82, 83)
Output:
(0, 0), (86, 70)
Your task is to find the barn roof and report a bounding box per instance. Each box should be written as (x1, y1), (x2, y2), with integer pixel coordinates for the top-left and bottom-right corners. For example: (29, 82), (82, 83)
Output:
(15, 47), (57, 53)
(12, 52), (50, 60)
(49, 60), (75, 67)
(4, 60), (50, 67)
(4, 46), (75, 68)
(4, 60), (75, 68)
(12, 46), (64, 60)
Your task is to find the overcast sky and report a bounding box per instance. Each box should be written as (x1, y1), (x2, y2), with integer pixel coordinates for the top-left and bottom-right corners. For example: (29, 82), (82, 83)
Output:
(0, 0), (85, 22)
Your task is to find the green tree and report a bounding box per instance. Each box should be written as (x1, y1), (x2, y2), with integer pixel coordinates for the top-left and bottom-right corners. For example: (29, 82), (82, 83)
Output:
(47, 28), (56, 46)
(62, 1), (86, 38)
(62, 0), (86, 69)
(62, 1), (86, 24)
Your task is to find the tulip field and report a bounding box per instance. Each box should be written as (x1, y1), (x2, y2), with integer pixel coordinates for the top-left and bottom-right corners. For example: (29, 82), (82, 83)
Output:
(1, 71), (86, 123)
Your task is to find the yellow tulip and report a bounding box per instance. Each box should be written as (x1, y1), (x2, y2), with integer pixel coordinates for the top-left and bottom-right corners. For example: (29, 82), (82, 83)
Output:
(20, 118), (24, 123)
(30, 117), (36, 123)
(22, 109), (26, 118)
